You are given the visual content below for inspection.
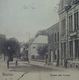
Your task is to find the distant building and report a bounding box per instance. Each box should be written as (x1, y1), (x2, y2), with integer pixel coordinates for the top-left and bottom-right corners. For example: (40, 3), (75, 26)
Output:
(28, 35), (48, 60)
(58, 0), (79, 68)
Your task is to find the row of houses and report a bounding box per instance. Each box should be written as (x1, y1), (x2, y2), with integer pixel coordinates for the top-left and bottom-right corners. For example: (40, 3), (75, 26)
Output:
(28, 0), (79, 68)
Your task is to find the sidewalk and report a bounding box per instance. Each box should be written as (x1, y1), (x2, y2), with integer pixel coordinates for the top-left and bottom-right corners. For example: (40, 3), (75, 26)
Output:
(0, 59), (24, 80)
(30, 61), (66, 71)
(30, 60), (79, 71)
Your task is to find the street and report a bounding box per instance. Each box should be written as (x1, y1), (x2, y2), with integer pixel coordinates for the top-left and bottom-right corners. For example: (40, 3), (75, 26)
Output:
(0, 59), (79, 80)
(0, 0), (79, 80)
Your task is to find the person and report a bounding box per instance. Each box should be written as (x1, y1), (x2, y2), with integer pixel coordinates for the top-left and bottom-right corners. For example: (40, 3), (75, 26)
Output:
(56, 58), (59, 66)
(7, 54), (13, 68)
(15, 60), (18, 66)
(45, 54), (48, 64)
(7, 59), (9, 69)
(64, 59), (68, 68)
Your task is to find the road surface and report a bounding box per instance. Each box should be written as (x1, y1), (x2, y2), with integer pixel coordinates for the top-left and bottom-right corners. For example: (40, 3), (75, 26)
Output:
(0, 59), (79, 80)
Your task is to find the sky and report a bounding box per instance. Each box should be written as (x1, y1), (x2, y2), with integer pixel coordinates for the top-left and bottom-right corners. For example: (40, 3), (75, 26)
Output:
(0, 0), (60, 42)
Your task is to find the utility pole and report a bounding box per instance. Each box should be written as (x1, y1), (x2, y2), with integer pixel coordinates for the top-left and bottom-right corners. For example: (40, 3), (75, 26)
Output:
(47, 33), (51, 65)
(26, 32), (30, 64)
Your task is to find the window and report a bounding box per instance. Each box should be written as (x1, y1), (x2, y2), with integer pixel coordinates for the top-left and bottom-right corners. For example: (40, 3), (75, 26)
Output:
(69, 41), (73, 58)
(61, 42), (66, 59)
(75, 40), (79, 59)
(61, 43), (63, 59)
(57, 32), (59, 42)
(74, 11), (79, 31)
(69, 15), (73, 32)
(51, 33), (54, 44)
(63, 42), (66, 58)
(55, 33), (56, 42)
(61, 19), (66, 36)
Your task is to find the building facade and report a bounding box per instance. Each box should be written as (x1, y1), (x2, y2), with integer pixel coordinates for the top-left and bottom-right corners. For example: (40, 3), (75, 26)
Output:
(46, 23), (59, 65)
(28, 35), (48, 60)
(58, 0), (79, 68)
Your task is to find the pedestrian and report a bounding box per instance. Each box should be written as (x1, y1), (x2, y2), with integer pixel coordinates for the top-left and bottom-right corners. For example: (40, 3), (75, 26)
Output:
(44, 54), (48, 64)
(15, 60), (18, 66)
(7, 58), (9, 69)
(64, 59), (68, 68)
(56, 58), (59, 66)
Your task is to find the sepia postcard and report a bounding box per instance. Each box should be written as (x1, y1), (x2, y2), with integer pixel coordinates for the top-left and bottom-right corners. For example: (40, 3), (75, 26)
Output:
(0, 0), (79, 80)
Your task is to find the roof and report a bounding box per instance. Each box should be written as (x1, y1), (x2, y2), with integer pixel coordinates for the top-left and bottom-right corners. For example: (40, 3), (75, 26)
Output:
(32, 35), (48, 44)
(46, 22), (59, 34)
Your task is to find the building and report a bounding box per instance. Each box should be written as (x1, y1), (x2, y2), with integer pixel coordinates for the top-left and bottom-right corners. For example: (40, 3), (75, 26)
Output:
(0, 34), (6, 54)
(46, 23), (59, 65)
(28, 35), (48, 60)
(58, 0), (79, 68)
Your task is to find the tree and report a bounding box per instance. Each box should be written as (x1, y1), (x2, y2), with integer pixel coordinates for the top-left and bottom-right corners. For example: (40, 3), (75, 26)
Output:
(5, 38), (20, 57)
(0, 34), (6, 53)
(0, 34), (7, 60)
(37, 44), (48, 59)
(4, 38), (20, 68)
